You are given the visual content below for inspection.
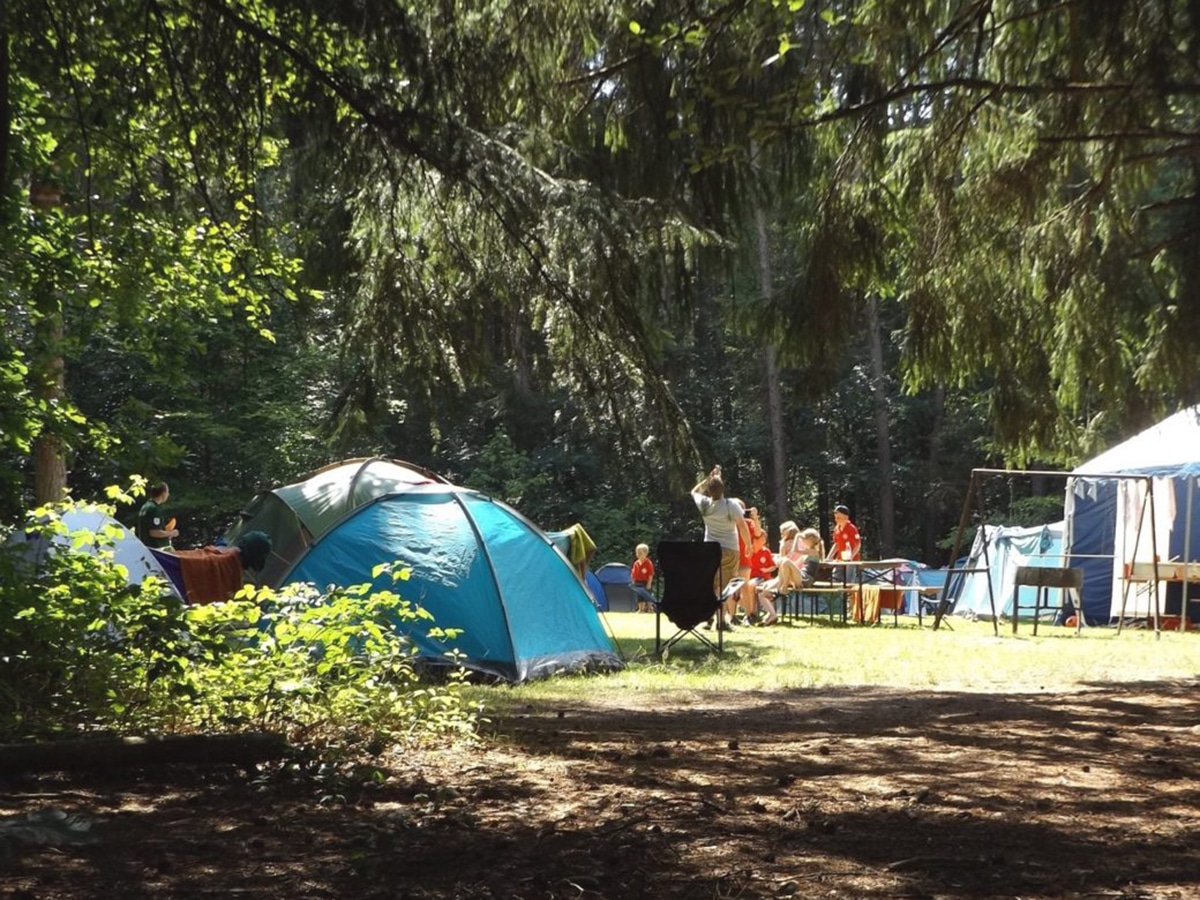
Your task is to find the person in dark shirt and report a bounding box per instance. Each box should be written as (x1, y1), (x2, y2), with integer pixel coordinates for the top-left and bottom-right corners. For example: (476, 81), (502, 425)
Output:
(136, 481), (179, 549)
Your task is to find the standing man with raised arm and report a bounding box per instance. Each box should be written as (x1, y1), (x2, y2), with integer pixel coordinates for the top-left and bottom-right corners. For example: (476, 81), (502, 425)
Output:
(690, 466), (750, 631)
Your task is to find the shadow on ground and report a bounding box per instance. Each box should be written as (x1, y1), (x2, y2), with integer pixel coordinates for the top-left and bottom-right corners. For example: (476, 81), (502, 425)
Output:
(3, 680), (1199, 898)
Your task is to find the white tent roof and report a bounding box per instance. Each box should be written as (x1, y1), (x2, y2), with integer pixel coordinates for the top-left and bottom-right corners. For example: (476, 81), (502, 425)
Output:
(1073, 406), (1200, 475)
(13, 506), (182, 599)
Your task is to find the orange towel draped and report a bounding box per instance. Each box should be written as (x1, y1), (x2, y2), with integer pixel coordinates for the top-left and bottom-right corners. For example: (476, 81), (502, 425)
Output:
(172, 546), (245, 605)
(852, 584), (883, 624)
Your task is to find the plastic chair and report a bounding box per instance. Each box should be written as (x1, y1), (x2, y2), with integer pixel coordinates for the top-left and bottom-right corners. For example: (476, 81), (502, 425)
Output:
(655, 540), (724, 656)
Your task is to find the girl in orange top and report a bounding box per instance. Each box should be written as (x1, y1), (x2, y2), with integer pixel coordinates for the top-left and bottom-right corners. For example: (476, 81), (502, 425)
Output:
(761, 524), (823, 599)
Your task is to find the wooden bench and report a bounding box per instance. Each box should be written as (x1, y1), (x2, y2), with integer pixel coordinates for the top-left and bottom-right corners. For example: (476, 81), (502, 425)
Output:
(780, 582), (850, 623)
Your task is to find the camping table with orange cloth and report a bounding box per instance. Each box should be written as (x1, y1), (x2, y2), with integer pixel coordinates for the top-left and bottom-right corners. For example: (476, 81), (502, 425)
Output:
(835, 559), (907, 625)
(1122, 560), (1200, 632)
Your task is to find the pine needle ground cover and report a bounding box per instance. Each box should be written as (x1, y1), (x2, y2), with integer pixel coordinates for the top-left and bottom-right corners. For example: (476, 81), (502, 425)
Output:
(5, 613), (1199, 898)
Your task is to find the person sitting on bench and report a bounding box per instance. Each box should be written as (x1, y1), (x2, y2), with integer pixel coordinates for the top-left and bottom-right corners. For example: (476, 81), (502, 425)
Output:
(759, 525), (822, 602)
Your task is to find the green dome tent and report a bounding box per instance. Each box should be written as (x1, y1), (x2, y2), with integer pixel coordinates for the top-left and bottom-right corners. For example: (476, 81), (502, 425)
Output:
(224, 457), (447, 587)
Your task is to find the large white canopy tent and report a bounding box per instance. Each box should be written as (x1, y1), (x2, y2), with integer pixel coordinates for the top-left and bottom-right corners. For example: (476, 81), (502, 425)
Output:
(1066, 407), (1200, 625)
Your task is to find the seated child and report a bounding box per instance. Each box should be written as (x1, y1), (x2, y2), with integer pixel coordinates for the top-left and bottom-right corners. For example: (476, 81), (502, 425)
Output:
(745, 515), (780, 625)
(760, 525), (823, 599)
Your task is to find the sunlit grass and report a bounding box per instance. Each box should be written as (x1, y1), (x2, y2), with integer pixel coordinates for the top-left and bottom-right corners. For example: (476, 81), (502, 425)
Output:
(474, 611), (1200, 711)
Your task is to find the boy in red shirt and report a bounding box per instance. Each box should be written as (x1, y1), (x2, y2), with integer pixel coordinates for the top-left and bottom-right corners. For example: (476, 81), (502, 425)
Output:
(631, 543), (655, 612)
(828, 504), (862, 561)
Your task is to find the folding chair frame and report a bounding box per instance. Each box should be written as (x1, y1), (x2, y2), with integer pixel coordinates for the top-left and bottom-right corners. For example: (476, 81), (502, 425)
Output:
(654, 540), (725, 657)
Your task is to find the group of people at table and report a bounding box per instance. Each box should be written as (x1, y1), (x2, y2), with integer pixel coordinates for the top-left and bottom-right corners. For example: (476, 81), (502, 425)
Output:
(686, 465), (861, 629)
(630, 467), (863, 628)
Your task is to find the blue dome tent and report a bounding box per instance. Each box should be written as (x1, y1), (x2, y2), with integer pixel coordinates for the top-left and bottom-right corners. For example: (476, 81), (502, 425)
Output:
(281, 483), (623, 683)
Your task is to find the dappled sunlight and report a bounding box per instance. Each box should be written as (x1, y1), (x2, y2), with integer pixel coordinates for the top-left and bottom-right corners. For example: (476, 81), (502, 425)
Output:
(5, 620), (1198, 898)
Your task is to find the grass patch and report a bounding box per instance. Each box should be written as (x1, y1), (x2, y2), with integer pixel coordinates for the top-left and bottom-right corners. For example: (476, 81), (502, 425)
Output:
(475, 612), (1200, 709)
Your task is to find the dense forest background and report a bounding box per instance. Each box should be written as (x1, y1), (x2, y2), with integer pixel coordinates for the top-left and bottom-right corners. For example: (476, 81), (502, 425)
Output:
(4, 0), (1200, 567)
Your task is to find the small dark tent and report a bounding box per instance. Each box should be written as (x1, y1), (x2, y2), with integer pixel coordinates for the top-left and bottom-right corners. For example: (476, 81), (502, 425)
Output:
(595, 563), (637, 612)
(281, 483), (623, 683)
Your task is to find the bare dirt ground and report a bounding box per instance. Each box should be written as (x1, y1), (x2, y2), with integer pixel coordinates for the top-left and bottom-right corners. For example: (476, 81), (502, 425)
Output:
(3, 681), (1200, 899)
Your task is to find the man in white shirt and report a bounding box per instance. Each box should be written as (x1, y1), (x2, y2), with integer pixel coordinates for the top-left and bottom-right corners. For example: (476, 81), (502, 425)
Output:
(691, 465), (750, 630)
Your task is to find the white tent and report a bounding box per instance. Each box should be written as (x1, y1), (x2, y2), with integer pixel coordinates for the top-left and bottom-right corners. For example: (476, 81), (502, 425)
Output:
(10, 506), (182, 600)
(1066, 407), (1200, 623)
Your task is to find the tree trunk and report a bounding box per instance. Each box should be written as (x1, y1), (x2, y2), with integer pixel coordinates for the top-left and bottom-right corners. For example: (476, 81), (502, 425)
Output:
(867, 297), (894, 556)
(754, 204), (789, 534)
(0, 24), (10, 201)
(30, 187), (68, 506)
(33, 430), (67, 505)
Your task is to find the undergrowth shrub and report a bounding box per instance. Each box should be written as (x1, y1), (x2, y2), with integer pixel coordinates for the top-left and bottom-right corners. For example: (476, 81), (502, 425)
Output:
(0, 501), (477, 746)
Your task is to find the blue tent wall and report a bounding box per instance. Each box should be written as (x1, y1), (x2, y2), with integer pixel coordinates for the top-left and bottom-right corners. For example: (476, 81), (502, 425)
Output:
(585, 569), (606, 611)
(283, 487), (622, 683)
(1068, 474), (1200, 623)
(1067, 481), (1120, 624)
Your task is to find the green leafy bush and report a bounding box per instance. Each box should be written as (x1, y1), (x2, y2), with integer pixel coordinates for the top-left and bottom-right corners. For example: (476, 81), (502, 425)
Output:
(175, 582), (476, 746)
(0, 502), (476, 746)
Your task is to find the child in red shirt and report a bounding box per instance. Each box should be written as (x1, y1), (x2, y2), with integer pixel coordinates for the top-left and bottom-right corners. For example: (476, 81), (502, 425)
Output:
(746, 515), (780, 624)
(828, 504), (862, 561)
(631, 543), (655, 613)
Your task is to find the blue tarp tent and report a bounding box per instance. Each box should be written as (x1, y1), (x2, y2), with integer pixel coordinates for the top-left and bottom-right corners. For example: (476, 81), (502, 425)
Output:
(952, 522), (1072, 621)
(907, 566), (951, 617)
(892, 561), (946, 615)
(282, 484), (623, 683)
(1066, 407), (1200, 624)
(595, 562), (635, 612)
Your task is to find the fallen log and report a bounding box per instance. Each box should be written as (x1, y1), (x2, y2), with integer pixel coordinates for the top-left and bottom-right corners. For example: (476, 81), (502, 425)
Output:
(0, 733), (292, 773)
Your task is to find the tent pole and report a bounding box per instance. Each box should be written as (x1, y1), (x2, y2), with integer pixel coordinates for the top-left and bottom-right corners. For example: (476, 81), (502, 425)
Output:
(1183, 476), (1194, 632)
(596, 608), (628, 662)
(1149, 478), (1161, 637)
(1117, 478), (1150, 635)
(979, 479), (999, 636)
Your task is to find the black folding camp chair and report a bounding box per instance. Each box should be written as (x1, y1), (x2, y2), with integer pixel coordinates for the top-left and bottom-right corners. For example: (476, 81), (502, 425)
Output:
(655, 540), (724, 657)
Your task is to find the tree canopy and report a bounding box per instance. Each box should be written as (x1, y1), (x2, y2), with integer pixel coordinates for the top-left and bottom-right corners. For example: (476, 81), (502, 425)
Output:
(3, 0), (1198, 560)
